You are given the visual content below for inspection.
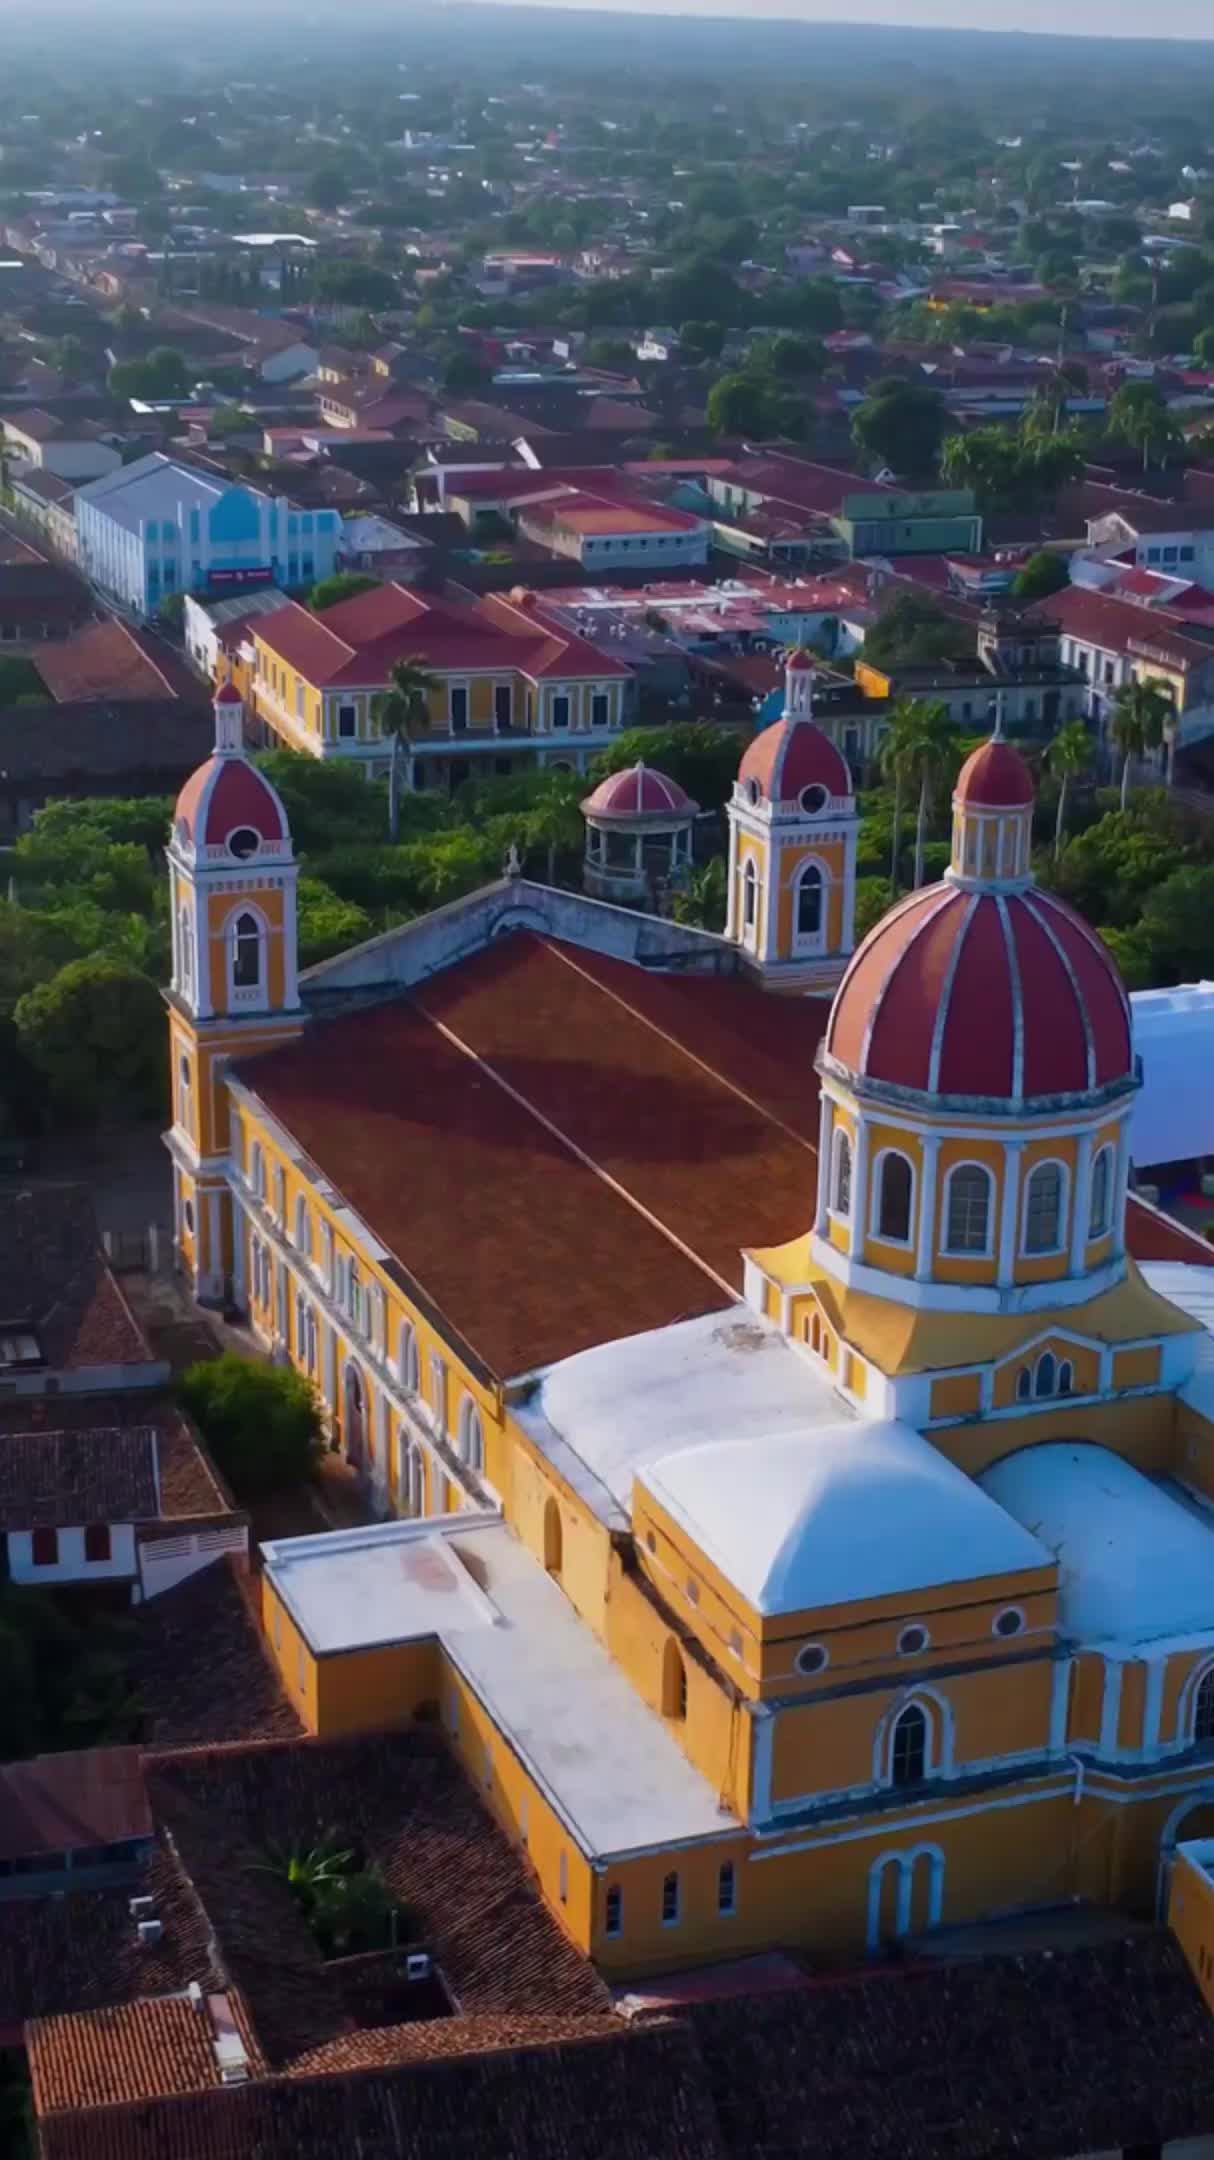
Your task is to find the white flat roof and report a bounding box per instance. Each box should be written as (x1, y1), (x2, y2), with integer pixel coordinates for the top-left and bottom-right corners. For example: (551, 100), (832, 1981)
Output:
(263, 1514), (737, 1862)
(515, 1309), (854, 1526)
(1141, 1259), (1214, 1425)
(1131, 982), (1214, 1168)
(643, 1421), (1051, 1617)
(980, 1441), (1214, 1649)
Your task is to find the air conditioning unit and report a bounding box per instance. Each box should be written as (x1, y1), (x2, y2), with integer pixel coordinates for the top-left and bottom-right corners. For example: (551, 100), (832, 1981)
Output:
(129, 1895), (155, 1919)
(137, 1919), (163, 1946)
(405, 1952), (431, 1981)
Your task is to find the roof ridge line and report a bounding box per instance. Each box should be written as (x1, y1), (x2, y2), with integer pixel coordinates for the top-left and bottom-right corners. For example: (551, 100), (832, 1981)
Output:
(411, 992), (739, 1305)
(540, 939), (818, 1160)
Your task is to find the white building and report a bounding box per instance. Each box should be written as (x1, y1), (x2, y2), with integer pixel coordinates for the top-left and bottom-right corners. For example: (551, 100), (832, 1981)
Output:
(75, 455), (341, 618)
(1132, 983), (1214, 1172)
(2, 408), (121, 483)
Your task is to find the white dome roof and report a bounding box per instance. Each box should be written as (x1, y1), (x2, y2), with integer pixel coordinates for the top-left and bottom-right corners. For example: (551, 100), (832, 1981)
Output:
(641, 1420), (1051, 1617)
(980, 1442), (1214, 1646)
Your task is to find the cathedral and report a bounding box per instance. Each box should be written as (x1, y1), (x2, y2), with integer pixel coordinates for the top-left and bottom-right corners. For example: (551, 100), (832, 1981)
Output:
(164, 659), (1214, 1974)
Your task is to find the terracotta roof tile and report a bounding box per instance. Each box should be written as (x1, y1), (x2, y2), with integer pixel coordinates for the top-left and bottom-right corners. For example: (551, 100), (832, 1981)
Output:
(0, 1424), (158, 1529)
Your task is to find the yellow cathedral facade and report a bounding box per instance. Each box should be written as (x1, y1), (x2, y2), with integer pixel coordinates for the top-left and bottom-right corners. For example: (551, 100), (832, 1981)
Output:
(163, 667), (1214, 1979)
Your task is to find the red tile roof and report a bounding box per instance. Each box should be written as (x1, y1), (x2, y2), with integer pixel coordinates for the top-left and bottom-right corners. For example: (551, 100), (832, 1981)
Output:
(0, 1748), (151, 1864)
(241, 933), (827, 1377)
(36, 620), (198, 706)
(0, 1423), (159, 1529)
(254, 582), (630, 688)
(1028, 584), (1214, 672)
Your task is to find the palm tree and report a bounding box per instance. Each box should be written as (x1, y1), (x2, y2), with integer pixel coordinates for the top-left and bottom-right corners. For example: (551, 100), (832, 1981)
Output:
(879, 699), (924, 900)
(524, 770), (586, 885)
(904, 699), (960, 890)
(374, 660), (441, 841)
(1110, 678), (1173, 810)
(1044, 719), (1093, 859)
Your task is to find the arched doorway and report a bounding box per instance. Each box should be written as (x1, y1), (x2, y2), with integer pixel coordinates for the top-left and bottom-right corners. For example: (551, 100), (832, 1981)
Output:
(343, 1364), (366, 1468)
(543, 1497), (563, 1577)
(1158, 1790), (1214, 1917)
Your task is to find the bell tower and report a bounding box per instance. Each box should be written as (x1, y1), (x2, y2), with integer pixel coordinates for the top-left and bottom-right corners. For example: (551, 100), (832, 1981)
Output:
(725, 651), (859, 994)
(165, 682), (302, 1303)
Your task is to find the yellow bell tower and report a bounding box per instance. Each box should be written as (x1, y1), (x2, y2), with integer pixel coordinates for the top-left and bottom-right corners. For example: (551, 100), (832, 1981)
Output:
(725, 652), (859, 994)
(164, 682), (303, 1303)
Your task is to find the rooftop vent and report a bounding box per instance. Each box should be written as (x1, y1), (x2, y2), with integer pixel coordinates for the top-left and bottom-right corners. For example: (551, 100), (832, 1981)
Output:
(137, 1919), (163, 1946)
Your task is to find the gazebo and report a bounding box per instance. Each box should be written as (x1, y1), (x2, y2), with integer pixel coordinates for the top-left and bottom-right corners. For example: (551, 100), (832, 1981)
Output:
(580, 762), (699, 904)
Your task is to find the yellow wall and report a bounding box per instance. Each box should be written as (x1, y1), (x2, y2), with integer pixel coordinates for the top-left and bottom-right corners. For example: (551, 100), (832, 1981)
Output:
(509, 1426), (610, 1639)
(937, 1388), (1179, 1479)
(1168, 1848), (1214, 2012)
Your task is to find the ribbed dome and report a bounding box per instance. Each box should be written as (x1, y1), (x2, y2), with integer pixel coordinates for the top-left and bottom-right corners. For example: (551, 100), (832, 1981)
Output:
(581, 762), (697, 820)
(955, 737), (1034, 808)
(174, 757), (288, 851)
(737, 717), (851, 808)
(824, 880), (1133, 1104)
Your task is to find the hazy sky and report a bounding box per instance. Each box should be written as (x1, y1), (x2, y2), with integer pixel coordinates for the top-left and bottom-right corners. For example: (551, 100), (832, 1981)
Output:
(476, 0), (1214, 34)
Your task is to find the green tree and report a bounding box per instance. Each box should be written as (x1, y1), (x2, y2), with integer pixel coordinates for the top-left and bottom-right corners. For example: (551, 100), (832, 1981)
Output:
(1012, 550), (1071, 603)
(679, 319), (726, 362)
(878, 700), (924, 900)
(1110, 678), (1173, 808)
(1194, 325), (1214, 366)
(1108, 379), (1182, 473)
(108, 346), (190, 402)
(442, 347), (494, 395)
(584, 337), (637, 373)
(521, 770), (586, 884)
(297, 877), (373, 967)
(178, 1352), (324, 1499)
(255, 752), (389, 853)
(375, 660), (442, 841)
(851, 377), (948, 479)
(308, 163), (348, 211)
(706, 370), (779, 438)
(1044, 719), (1094, 860)
(863, 592), (972, 673)
(53, 333), (90, 386)
(14, 956), (165, 1125)
(671, 856), (726, 932)
(309, 571), (379, 613)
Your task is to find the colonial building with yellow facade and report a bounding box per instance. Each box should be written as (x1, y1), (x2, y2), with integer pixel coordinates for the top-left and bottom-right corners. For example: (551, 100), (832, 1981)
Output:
(245, 577), (632, 791)
(164, 667), (1214, 1994)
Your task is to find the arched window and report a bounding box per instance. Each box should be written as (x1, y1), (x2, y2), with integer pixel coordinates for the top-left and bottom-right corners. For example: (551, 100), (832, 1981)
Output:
(1035, 1352), (1057, 1400)
(890, 1703), (928, 1788)
(294, 1195), (311, 1260)
(810, 1311), (823, 1356)
(405, 1442), (425, 1517)
(1058, 1358), (1074, 1396)
(1016, 1366), (1032, 1402)
(232, 910), (263, 991)
(1088, 1145), (1114, 1239)
(250, 1140), (266, 1201)
(832, 1130), (852, 1219)
(346, 1259), (363, 1333)
(795, 862), (823, 941)
(742, 859), (758, 934)
(875, 1152), (913, 1243)
(1024, 1161), (1064, 1255)
(544, 1496), (563, 1577)
(178, 906), (194, 995)
(944, 1163), (992, 1255)
(398, 1321), (420, 1395)
(662, 1638), (688, 1722)
(459, 1397), (484, 1473)
(1195, 1668), (1214, 1743)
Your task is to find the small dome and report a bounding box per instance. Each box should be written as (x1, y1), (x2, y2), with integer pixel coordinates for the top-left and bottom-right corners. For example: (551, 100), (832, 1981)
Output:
(785, 645), (815, 671)
(955, 737), (1034, 808)
(738, 717), (851, 808)
(581, 762), (698, 821)
(215, 681), (243, 705)
(824, 881), (1133, 1103)
(174, 756), (288, 852)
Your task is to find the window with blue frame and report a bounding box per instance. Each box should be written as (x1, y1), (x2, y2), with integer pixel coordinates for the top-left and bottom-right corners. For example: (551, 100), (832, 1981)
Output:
(302, 556), (314, 580)
(163, 561), (177, 589)
(190, 508), (200, 541)
(288, 556), (298, 582)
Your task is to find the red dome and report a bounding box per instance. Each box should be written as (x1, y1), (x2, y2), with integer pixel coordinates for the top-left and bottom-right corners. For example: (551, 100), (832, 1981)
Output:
(581, 763), (697, 820)
(738, 717), (851, 807)
(786, 646), (815, 670)
(825, 882), (1133, 1103)
(175, 756), (287, 850)
(215, 681), (243, 705)
(955, 738), (1034, 808)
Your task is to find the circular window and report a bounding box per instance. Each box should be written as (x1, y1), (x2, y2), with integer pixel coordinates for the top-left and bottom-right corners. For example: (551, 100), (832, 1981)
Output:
(897, 1624), (929, 1657)
(994, 1607), (1024, 1638)
(796, 1643), (829, 1676)
(800, 783), (830, 815)
(744, 778), (761, 806)
(228, 826), (261, 861)
(183, 1199), (195, 1233)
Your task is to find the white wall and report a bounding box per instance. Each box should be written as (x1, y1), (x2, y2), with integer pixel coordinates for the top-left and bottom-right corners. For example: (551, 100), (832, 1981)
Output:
(138, 1523), (248, 1600)
(7, 1522), (137, 1585)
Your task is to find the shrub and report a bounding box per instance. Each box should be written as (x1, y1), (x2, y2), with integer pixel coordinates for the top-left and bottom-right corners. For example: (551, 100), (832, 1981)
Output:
(178, 1353), (324, 1499)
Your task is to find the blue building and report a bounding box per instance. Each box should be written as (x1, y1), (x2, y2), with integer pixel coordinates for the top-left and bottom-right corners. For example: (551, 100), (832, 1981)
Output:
(74, 455), (341, 617)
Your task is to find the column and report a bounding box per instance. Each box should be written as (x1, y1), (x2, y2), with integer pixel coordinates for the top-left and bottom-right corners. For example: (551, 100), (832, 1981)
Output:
(997, 1141), (1024, 1288)
(1069, 1129), (1094, 1277)
(915, 1134), (941, 1280)
(1112, 1119), (1131, 1260)
(841, 827), (857, 953)
(815, 1096), (834, 1236)
(850, 1115), (870, 1259)
(724, 811), (739, 940)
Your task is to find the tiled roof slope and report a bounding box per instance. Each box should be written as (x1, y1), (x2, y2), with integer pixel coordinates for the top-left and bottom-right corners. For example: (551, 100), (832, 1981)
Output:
(240, 930), (828, 1376)
(0, 1185), (151, 1370)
